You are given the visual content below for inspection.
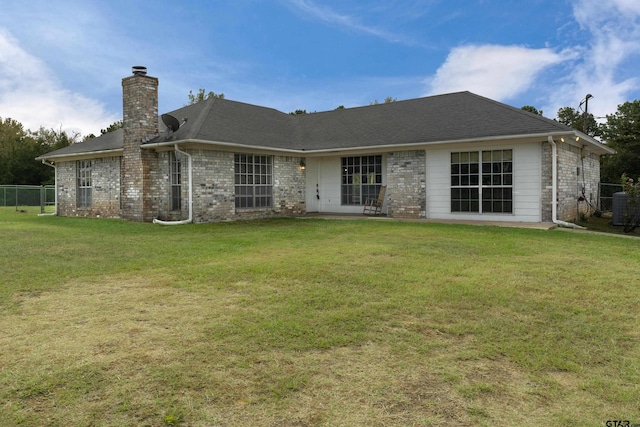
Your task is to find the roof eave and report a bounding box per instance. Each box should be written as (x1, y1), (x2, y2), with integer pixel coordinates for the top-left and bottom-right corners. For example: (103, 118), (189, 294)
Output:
(144, 132), (580, 154)
(35, 148), (124, 162)
(567, 130), (616, 155)
(141, 139), (304, 154)
(49, 130), (614, 159)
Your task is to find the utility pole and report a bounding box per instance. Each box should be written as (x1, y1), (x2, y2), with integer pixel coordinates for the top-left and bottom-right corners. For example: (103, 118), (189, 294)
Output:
(582, 94), (593, 134)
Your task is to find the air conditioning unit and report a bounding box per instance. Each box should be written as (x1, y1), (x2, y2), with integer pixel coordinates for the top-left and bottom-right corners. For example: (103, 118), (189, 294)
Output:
(612, 192), (640, 226)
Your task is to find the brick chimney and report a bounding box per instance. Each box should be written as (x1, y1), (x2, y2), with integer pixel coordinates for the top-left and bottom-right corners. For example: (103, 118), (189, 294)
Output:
(121, 66), (158, 221)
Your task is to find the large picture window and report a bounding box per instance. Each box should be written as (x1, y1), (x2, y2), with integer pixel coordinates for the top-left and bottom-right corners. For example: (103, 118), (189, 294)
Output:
(451, 149), (512, 213)
(169, 152), (181, 211)
(234, 154), (273, 209)
(76, 160), (92, 209)
(341, 155), (382, 205)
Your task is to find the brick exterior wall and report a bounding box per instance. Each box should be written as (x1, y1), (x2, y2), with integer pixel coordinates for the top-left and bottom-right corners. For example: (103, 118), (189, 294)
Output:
(121, 71), (159, 222)
(556, 142), (601, 221)
(386, 150), (426, 219)
(541, 140), (602, 222)
(56, 157), (121, 218)
(541, 142), (553, 222)
(273, 156), (307, 216)
(153, 150), (306, 223)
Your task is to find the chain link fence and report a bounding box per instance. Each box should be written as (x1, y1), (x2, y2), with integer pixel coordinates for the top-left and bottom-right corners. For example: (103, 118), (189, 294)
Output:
(599, 182), (624, 212)
(0, 185), (55, 213)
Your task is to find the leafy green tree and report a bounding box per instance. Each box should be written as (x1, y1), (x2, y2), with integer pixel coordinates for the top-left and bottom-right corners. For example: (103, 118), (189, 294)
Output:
(101, 120), (123, 135)
(289, 109), (308, 115)
(84, 120), (124, 140)
(600, 100), (640, 183)
(0, 118), (30, 184)
(187, 89), (224, 105)
(0, 118), (74, 185)
(521, 105), (543, 115)
(556, 106), (601, 137)
(33, 127), (78, 150)
(370, 97), (397, 105)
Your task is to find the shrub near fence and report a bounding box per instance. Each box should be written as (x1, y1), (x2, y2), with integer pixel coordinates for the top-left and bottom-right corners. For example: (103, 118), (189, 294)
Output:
(0, 185), (55, 213)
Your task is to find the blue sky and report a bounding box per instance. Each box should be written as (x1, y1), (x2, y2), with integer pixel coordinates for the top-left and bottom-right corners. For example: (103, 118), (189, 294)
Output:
(1, 0), (639, 137)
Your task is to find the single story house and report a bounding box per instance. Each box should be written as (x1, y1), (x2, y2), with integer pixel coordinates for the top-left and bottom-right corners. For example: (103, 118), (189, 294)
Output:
(37, 66), (614, 225)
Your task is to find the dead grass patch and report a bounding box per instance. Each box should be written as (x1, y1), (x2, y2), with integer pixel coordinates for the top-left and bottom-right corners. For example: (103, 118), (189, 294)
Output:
(0, 274), (624, 426)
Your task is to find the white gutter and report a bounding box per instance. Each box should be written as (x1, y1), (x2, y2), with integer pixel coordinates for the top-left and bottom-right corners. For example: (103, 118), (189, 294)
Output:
(547, 136), (585, 229)
(36, 148), (123, 162)
(38, 160), (57, 216)
(153, 144), (193, 225)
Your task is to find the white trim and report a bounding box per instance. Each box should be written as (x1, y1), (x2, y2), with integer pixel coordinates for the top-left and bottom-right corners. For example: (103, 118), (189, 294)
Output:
(139, 130), (613, 156)
(36, 149), (123, 162)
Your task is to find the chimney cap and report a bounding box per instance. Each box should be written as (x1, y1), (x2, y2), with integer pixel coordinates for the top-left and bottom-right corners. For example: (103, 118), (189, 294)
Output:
(132, 66), (147, 76)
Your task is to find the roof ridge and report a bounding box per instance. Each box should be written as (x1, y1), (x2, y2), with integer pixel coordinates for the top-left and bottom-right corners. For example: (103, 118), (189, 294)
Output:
(213, 96), (290, 116)
(291, 91), (474, 117)
(183, 96), (219, 139)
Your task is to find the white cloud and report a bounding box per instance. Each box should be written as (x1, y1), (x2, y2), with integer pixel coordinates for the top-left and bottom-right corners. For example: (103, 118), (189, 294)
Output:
(286, 0), (406, 43)
(425, 44), (573, 101)
(0, 29), (118, 136)
(543, 0), (640, 120)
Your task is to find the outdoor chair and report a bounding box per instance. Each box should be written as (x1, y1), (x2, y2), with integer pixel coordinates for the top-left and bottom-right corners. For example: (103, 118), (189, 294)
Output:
(363, 185), (386, 215)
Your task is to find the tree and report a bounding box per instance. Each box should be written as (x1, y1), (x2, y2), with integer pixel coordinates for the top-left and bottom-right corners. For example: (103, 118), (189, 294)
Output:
(82, 120), (124, 140)
(101, 120), (123, 135)
(521, 105), (543, 115)
(600, 100), (640, 183)
(0, 118), (30, 184)
(187, 89), (224, 105)
(556, 106), (601, 137)
(289, 109), (308, 115)
(370, 97), (397, 105)
(0, 118), (74, 185)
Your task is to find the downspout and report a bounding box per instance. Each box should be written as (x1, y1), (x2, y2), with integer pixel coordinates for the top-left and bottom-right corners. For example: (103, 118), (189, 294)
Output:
(38, 160), (57, 216)
(547, 136), (584, 229)
(153, 144), (193, 225)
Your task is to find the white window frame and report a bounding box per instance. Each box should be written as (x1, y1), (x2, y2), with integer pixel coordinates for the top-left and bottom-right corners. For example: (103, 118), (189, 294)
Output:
(341, 155), (382, 205)
(451, 149), (513, 214)
(234, 154), (273, 209)
(76, 160), (92, 209)
(169, 152), (182, 212)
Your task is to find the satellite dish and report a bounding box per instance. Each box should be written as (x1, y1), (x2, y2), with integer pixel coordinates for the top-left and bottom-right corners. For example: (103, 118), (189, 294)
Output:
(161, 114), (180, 132)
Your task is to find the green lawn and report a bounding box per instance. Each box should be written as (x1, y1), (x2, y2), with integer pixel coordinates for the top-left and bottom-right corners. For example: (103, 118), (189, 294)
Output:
(0, 208), (638, 426)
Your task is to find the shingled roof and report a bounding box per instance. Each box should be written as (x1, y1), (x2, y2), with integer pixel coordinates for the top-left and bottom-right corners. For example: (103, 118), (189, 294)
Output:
(38, 91), (612, 160)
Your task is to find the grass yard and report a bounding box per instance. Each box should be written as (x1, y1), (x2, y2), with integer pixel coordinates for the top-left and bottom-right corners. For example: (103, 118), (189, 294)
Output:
(576, 213), (640, 237)
(0, 208), (638, 426)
